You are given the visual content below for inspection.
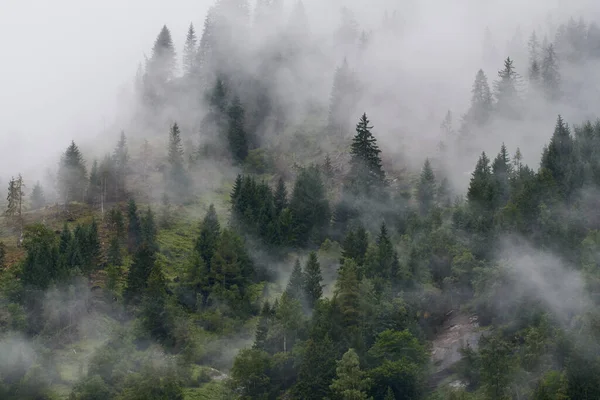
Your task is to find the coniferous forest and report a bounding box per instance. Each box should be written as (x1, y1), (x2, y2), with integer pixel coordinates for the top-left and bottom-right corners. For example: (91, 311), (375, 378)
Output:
(4, 2), (600, 400)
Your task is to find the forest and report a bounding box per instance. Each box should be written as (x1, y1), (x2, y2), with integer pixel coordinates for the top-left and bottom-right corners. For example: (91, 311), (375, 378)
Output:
(2, 1), (600, 399)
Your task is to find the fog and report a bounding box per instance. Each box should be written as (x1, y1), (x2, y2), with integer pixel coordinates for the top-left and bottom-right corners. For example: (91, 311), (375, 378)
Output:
(2, 0), (600, 183)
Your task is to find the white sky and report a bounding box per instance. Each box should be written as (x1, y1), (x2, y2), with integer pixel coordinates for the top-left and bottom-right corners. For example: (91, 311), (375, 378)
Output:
(0, 0), (211, 176)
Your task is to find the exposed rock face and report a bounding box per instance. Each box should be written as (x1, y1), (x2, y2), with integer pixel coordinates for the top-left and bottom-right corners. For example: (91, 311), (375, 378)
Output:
(429, 311), (487, 388)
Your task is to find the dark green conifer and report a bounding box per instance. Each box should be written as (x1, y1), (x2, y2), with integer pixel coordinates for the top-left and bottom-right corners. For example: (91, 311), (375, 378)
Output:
(303, 252), (323, 309)
(127, 199), (142, 253)
(285, 259), (304, 303)
(227, 96), (249, 163)
(416, 158), (436, 215)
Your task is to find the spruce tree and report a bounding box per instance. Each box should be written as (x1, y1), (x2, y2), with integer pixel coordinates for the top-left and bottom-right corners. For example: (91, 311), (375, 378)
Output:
(346, 113), (386, 197)
(274, 177), (288, 216)
(167, 122), (191, 200)
(141, 207), (158, 252)
(148, 25), (177, 82)
(112, 131), (129, 201)
(467, 69), (493, 126)
(494, 57), (521, 117)
(182, 23), (197, 76)
(491, 143), (512, 208)
(253, 301), (272, 351)
(303, 251), (323, 309)
(416, 158), (436, 215)
(541, 115), (574, 198)
(541, 44), (560, 101)
(328, 59), (357, 137)
(384, 387), (396, 400)
(468, 152), (493, 211)
(30, 181), (45, 210)
(227, 96), (249, 163)
(285, 259), (304, 303)
(58, 141), (87, 204)
(142, 263), (170, 342)
(125, 243), (156, 303)
(195, 204), (220, 271)
(289, 165), (330, 246)
(127, 199), (142, 253)
(107, 236), (123, 267)
(329, 348), (372, 400)
(87, 160), (101, 205)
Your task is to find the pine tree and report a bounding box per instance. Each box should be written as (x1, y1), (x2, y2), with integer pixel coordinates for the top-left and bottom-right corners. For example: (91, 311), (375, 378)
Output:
(196, 204), (220, 271)
(528, 31), (541, 85)
(541, 115), (574, 198)
(286, 259), (305, 303)
(87, 160), (101, 205)
(58, 141), (87, 204)
(341, 226), (368, 266)
(416, 159), (436, 215)
(294, 336), (337, 400)
(227, 96), (249, 163)
(335, 259), (361, 328)
(182, 23), (197, 76)
(124, 243), (156, 303)
(328, 59), (357, 137)
(112, 131), (129, 201)
(494, 57), (521, 117)
(148, 25), (177, 82)
(329, 348), (372, 400)
(127, 199), (142, 253)
(30, 181), (45, 210)
(167, 123), (191, 200)
(467, 152), (493, 211)
(384, 387), (395, 400)
(303, 251), (323, 309)
(274, 177), (288, 216)
(289, 165), (330, 246)
(491, 143), (512, 208)
(253, 301), (272, 351)
(107, 235), (123, 267)
(467, 69), (493, 126)
(346, 113), (386, 196)
(6, 175), (25, 235)
(440, 110), (454, 137)
(541, 44), (560, 101)
(141, 207), (158, 252)
(142, 263), (170, 342)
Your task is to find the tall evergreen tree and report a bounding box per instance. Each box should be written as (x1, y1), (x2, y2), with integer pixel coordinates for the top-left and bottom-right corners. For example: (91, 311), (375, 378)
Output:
(541, 44), (560, 101)
(127, 199), (142, 253)
(346, 113), (386, 196)
(142, 263), (170, 342)
(196, 204), (220, 271)
(58, 141), (87, 204)
(289, 165), (330, 246)
(303, 251), (323, 309)
(491, 143), (512, 208)
(182, 23), (197, 76)
(286, 259), (305, 303)
(167, 122), (191, 200)
(329, 348), (372, 400)
(328, 59), (357, 137)
(148, 25), (177, 82)
(274, 177), (288, 216)
(141, 207), (158, 252)
(124, 243), (156, 303)
(467, 69), (493, 126)
(416, 158), (436, 215)
(494, 57), (521, 117)
(227, 96), (249, 163)
(468, 152), (493, 212)
(528, 31), (541, 85)
(541, 115), (575, 198)
(87, 160), (101, 205)
(112, 131), (129, 201)
(30, 181), (45, 210)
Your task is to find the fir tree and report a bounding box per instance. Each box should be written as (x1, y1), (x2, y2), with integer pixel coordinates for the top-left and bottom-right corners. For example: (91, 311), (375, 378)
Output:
(148, 25), (177, 82)
(127, 199), (142, 253)
(273, 177), (288, 216)
(58, 141), (87, 204)
(141, 207), (158, 252)
(384, 387), (396, 400)
(227, 96), (249, 163)
(124, 243), (156, 303)
(294, 336), (337, 400)
(303, 251), (323, 309)
(528, 31), (541, 85)
(289, 165), (330, 246)
(112, 131), (129, 200)
(468, 152), (493, 211)
(107, 236), (123, 267)
(328, 59), (357, 137)
(167, 122), (191, 200)
(182, 23), (197, 76)
(30, 181), (45, 210)
(329, 348), (372, 400)
(87, 160), (101, 205)
(286, 259), (304, 303)
(335, 259), (361, 328)
(494, 57), (521, 117)
(491, 143), (512, 208)
(416, 158), (436, 215)
(195, 204), (220, 271)
(142, 263), (170, 342)
(253, 301), (272, 351)
(467, 69), (493, 126)
(541, 115), (575, 198)
(346, 113), (386, 196)
(541, 44), (560, 101)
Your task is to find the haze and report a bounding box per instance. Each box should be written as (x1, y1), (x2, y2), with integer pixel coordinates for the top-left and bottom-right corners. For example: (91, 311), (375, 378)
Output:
(2, 0), (600, 180)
